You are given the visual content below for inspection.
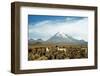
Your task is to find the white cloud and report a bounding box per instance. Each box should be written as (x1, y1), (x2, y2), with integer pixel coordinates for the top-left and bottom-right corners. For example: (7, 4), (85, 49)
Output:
(29, 18), (88, 41)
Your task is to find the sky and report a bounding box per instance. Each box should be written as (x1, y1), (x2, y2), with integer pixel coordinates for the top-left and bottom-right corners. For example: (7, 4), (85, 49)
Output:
(28, 15), (88, 41)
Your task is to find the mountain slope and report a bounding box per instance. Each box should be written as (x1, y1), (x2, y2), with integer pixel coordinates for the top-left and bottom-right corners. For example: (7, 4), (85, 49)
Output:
(28, 32), (87, 45)
(46, 32), (87, 44)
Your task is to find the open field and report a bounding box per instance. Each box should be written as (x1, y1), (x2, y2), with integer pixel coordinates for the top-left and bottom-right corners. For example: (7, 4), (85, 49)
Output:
(28, 43), (88, 61)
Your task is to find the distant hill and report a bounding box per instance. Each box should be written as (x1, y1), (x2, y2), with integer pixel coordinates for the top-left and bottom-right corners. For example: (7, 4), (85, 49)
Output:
(28, 32), (87, 45)
(28, 38), (44, 44)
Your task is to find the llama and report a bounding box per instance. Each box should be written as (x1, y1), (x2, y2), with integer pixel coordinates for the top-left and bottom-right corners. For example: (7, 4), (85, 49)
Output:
(46, 47), (50, 52)
(56, 46), (66, 52)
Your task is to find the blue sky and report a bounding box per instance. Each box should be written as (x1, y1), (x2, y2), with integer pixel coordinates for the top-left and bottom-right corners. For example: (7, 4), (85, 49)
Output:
(28, 15), (88, 41)
(28, 15), (84, 25)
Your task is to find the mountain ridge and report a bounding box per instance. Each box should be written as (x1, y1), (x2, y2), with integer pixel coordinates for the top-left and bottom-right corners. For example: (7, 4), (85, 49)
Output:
(29, 32), (87, 45)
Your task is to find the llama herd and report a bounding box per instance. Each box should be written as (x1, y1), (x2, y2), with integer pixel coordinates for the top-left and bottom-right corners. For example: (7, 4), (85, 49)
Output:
(28, 45), (88, 60)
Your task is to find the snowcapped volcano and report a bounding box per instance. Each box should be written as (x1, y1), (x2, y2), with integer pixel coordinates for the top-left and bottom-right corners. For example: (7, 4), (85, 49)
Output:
(28, 32), (87, 45)
(47, 32), (87, 44)
(54, 32), (67, 38)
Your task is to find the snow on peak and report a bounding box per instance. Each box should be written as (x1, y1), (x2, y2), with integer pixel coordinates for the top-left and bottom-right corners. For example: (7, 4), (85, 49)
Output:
(55, 32), (67, 38)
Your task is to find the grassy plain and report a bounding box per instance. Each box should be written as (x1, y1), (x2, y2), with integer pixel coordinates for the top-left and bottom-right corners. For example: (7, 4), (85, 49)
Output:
(28, 43), (88, 61)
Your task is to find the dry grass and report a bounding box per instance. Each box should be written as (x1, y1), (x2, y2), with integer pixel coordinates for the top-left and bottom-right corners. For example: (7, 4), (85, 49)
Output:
(28, 44), (88, 61)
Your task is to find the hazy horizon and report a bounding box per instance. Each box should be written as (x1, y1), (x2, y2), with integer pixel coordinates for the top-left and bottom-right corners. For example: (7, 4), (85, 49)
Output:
(28, 15), (88, 41)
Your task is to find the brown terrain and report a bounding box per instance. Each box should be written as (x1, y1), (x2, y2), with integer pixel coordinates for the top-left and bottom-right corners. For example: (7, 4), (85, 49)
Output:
(28, 43), (88, 61)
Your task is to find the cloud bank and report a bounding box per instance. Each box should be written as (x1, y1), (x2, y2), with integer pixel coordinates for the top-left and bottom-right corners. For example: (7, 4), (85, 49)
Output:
(28, 16), (88, 41)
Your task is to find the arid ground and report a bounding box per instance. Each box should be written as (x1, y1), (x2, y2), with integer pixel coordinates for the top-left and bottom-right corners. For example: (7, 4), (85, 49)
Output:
(28, 43), (88, 61)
